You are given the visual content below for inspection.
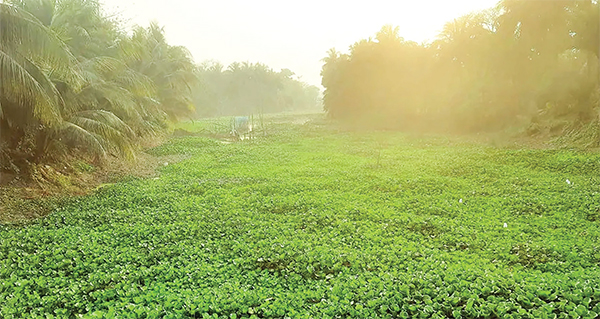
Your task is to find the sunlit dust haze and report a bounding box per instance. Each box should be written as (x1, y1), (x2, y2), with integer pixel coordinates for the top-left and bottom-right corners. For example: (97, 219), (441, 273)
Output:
(101, 0), (499, 87)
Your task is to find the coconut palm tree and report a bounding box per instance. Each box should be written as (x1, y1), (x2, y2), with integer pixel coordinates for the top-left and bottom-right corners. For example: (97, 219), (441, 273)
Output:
(2, 1), (150, 169)
(123, 23), (199, 121)
(0, 3), (81, 169)
(0, 3), (77, 128)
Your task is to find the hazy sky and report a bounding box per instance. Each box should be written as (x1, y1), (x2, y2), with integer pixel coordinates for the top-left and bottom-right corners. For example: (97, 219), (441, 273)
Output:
(101, 0), (499, 87)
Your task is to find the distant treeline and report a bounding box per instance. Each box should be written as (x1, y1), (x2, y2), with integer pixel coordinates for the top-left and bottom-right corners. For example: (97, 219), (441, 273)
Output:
(0, 0), (320, 176)
(321, 0), (599, 138)
(193, 61), (321, 118)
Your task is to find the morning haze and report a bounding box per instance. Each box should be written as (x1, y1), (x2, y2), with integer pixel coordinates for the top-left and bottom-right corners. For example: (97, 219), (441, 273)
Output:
(101, 0), (499, 87)
(2, 0), (600, 317)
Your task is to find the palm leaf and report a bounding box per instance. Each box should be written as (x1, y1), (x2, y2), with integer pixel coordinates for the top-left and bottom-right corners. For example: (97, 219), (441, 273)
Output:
(59, 121), (107, 158)
(0, 49), (61, 125)
(0, 3), (77, 68)
(64, 109), (136, 159)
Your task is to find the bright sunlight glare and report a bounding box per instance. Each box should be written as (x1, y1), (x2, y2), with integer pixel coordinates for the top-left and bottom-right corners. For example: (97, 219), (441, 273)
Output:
(101, 0), (499, 87)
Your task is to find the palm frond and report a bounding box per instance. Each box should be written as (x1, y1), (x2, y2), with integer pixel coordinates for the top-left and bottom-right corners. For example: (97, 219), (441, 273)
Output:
(65, 109), (136, 159)
(74, 109), (135, 139)
(93, 82), (142, 119)
(80, 56), (157, 101)
(59, 121), (107, 158)
(80, 56), (123, 77)
(115, 68), (157, 97)
(0, 49), (61, 125)
(0, 3), (77, 67)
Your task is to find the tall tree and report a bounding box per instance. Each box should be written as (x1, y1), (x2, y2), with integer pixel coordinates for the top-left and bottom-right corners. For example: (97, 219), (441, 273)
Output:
(321, 0), (600, 136)
(1, 0), (200, 174)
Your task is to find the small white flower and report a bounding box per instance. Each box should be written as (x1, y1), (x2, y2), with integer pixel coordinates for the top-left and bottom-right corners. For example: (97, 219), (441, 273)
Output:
(566, 179), (571, 185)
(164, 162), (169, 166)
(503, 223), (508, 228)
(459, 199), (463, 204)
